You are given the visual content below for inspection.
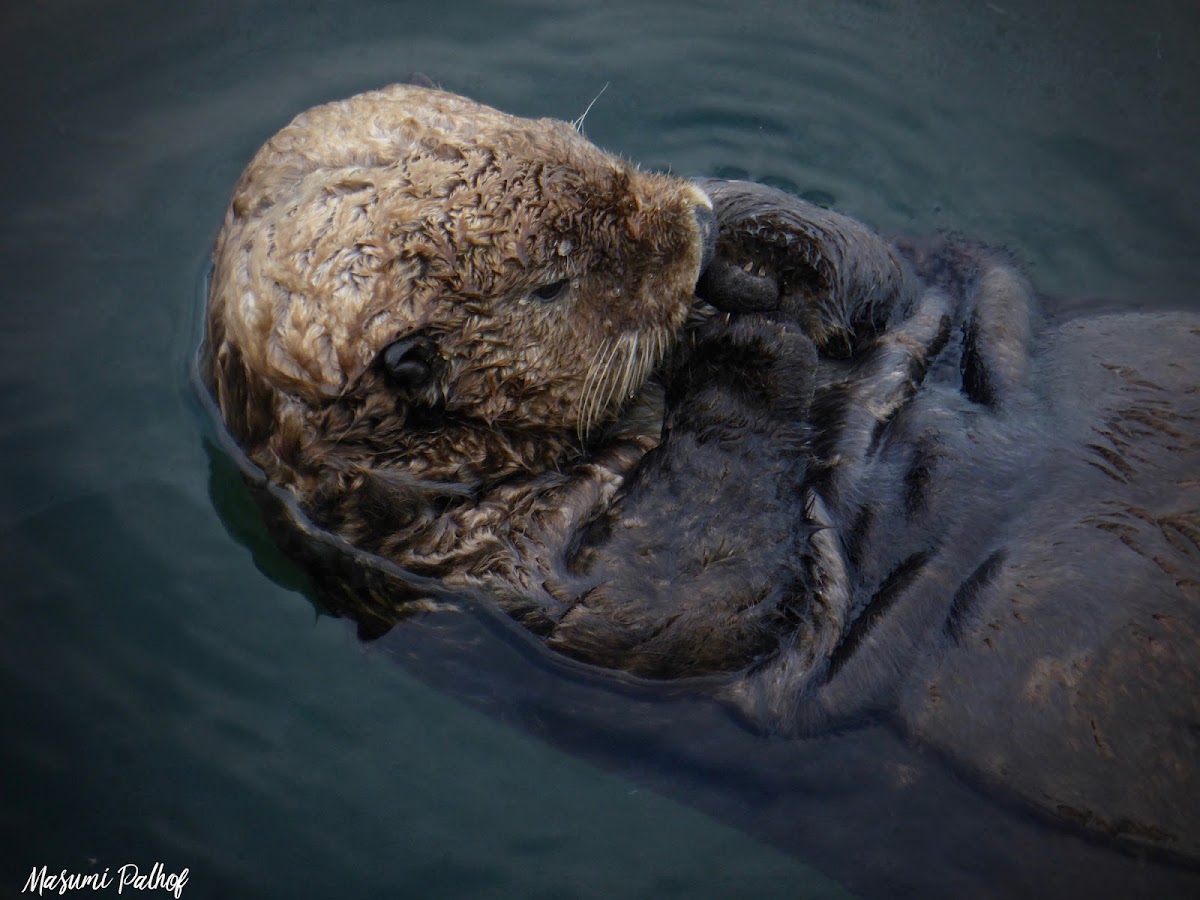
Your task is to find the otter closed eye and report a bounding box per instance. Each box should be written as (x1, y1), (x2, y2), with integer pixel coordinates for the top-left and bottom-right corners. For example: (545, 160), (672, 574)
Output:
(529, 278), (570, 303)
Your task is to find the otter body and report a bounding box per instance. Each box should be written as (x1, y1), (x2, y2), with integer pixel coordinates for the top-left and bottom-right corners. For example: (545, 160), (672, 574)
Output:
(203, 86), (1200, 867)
(698, 183), (1200, 855)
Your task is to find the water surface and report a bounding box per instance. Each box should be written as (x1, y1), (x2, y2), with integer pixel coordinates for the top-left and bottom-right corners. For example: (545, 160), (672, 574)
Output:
(2, 1), (1199, 897)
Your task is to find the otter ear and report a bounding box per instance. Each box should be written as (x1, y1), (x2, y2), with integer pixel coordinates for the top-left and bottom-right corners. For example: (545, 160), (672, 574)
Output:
(379, 333), (443, 394)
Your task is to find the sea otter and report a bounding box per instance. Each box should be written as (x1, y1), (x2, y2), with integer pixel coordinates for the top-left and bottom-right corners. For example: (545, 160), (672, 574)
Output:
(201, 84), (1200, 865)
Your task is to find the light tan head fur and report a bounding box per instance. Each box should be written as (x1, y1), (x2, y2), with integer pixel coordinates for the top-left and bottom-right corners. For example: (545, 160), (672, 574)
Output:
(205, 84), (712, 560)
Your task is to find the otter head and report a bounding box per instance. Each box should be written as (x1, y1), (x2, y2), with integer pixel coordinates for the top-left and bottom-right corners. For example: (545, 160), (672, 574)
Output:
(205, 84), (715, 493)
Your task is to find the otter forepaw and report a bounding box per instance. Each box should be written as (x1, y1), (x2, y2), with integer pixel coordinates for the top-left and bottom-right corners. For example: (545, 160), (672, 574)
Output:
(696, 257), (782, 314)
(670, 317), (817, 427)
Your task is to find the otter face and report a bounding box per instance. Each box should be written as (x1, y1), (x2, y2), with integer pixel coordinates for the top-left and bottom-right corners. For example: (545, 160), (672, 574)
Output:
(207, 84), (714, 467)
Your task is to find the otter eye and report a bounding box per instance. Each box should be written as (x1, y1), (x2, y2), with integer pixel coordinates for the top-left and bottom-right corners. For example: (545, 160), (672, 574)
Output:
(529, 278), (570, 303)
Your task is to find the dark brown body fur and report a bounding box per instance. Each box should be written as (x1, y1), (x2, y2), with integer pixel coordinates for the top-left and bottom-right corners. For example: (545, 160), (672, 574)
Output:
(203, 87), (1200, 865)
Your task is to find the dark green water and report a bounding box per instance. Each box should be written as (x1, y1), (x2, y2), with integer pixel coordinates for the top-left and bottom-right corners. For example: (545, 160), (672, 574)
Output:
(2, 1), (1199, 898)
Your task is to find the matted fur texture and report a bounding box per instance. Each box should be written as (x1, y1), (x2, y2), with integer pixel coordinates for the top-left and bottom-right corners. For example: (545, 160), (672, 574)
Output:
(203, 86), (1200, 864)
(205, 84), (714, 630)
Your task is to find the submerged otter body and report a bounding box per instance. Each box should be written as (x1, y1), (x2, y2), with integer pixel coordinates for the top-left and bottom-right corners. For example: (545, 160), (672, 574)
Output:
(203, 85), (1200, 867)
(698, 181), (1200, 856)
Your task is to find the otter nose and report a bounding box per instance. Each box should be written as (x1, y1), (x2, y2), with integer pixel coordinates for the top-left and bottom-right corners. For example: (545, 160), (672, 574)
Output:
(693, 203), (718, 278)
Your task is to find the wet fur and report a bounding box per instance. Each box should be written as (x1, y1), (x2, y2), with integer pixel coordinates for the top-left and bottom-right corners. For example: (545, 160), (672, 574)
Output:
(204, 88), (1200, 864)
(206, 84), (713, 625)
(697, 181), (1200, 861)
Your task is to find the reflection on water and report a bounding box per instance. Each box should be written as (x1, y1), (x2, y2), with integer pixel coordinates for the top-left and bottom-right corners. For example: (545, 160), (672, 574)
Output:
(2, 0), (1199, 897)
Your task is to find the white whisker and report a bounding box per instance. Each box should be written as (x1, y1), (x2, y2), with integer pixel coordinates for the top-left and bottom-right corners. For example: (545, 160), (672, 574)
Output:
(602, 335), (628, 418)
(573, 82), (610, 133)
(576, 326), (676, 442)
(621, 332), (639, 401)
(578, 336), (618, 441)
(578, 341), (605, 441)
(597, 336), (624, 424)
